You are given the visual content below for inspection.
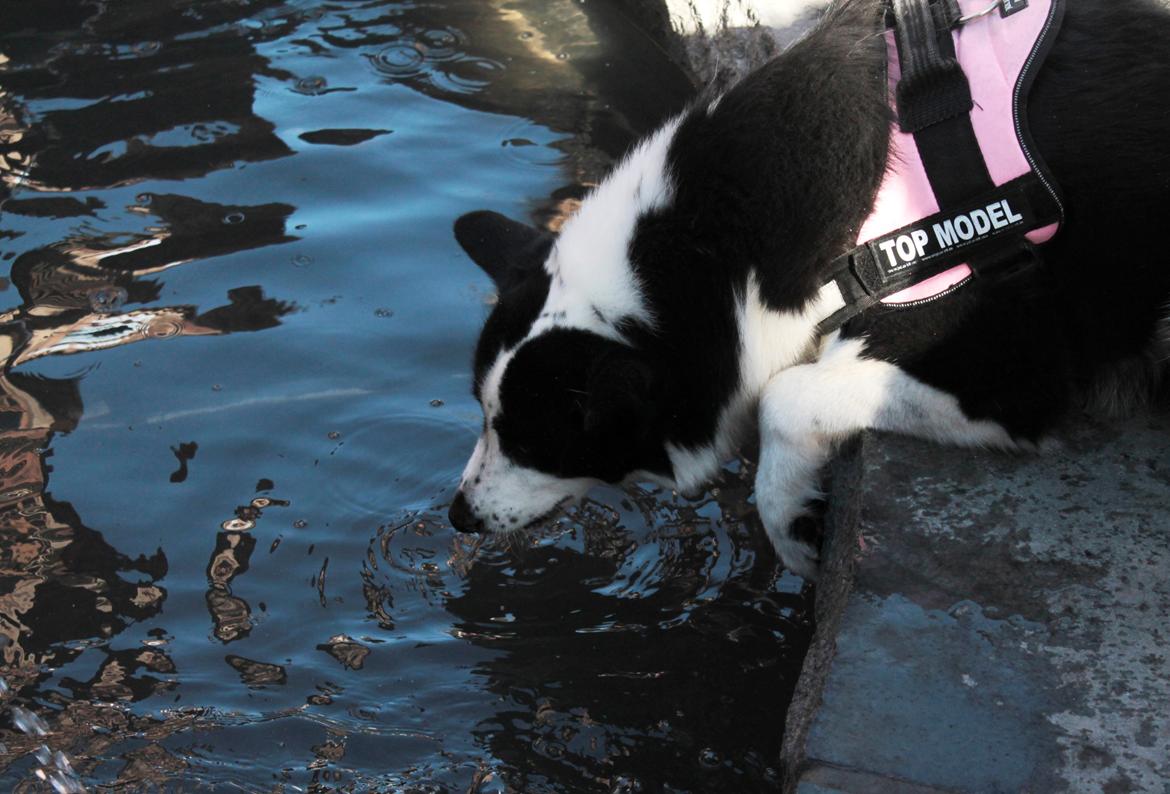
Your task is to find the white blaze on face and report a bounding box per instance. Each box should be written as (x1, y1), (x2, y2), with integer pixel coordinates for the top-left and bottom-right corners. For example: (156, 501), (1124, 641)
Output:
(458, 346), (595, 532)
(455, 115), (690, 529)
(457, 427), (595, 531)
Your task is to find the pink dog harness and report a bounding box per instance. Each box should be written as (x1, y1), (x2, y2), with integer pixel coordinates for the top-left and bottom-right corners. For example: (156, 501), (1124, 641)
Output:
(821, 0), (1066, 331)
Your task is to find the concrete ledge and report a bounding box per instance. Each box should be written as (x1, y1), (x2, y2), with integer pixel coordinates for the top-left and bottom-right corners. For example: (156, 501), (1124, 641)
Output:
(784, 415), (1170, 792)
(780, 434), (866, 792)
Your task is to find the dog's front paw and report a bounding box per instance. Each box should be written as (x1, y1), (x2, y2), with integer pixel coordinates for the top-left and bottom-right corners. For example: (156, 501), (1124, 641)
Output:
(756, 491), (822, 580)
(773, 527), (820, 581)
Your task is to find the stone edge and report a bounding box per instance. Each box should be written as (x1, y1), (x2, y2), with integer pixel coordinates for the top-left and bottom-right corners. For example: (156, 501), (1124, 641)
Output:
(779, 435), (865, 793)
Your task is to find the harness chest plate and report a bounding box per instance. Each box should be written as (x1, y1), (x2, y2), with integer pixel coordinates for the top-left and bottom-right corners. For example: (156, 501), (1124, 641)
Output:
(820, 0), (1066, 333)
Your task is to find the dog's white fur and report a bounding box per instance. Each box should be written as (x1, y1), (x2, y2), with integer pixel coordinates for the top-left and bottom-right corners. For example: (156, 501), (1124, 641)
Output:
(540, 116), (684, 338)
(665, 0), (831, 35)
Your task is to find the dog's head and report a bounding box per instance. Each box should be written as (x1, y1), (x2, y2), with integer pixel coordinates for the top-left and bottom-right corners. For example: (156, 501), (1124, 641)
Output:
(448, 210), (672, 534)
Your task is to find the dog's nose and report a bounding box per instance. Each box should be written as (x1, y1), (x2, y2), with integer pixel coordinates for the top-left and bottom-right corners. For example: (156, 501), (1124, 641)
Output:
(448, 491), (484, 534)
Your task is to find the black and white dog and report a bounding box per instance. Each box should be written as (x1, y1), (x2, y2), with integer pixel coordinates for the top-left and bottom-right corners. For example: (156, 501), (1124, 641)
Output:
(447, 0), (1170, 578)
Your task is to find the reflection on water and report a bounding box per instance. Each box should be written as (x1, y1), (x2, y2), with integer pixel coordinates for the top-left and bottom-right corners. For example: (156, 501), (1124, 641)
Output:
(0, 0), (811, 790)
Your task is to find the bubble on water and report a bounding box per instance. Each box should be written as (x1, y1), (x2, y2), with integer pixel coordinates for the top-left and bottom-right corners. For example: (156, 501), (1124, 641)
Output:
(368, 44), (426, 79)
(293, 75), (327, 95)
(88, 285), (127, 314)
(417, 27), (464, 61)
(222, 518), (255, 532)
(135, 192), (152, 205)
(132, 40), (161, 57)
(223, 211), (245, 224)
(374, 307), (393, 318)
(698, 747), (722, 768)
(211, 384), (223, 391)
(433, 56), (505, 94)
(144, 316), (183, 338)
(556, 51), (570, 61)
(291, 254), (313, 268)
(293, 519), (308, 529)
(429, 399), (444, 408)
(519, 31), (534, 40)
(12, 706), (48, 736)
(610, 777), (643, 794)
(327, 431), (341, 440)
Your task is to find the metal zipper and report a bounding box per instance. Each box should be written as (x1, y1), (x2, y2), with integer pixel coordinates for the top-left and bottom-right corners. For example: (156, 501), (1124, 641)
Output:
(1012, 1), (1065, 223)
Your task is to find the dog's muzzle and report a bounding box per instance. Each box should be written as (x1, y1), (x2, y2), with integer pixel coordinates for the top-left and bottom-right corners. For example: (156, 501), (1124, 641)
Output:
(448, 491), (484, 534)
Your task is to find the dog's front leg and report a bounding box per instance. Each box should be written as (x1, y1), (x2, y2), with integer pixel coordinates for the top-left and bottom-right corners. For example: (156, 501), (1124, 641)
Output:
(756, 336), (1018, 579)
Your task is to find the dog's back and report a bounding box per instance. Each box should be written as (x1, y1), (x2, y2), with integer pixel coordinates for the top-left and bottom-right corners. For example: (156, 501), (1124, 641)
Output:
(847, 0), (1170, 436)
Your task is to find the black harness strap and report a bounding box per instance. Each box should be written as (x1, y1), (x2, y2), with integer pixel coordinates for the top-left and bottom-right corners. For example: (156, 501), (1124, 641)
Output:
(891, 0), (969, 132)
(894, 0), (996, 212)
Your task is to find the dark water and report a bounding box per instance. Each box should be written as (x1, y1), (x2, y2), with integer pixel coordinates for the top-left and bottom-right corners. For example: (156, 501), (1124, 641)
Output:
(0, 1), (813, 790)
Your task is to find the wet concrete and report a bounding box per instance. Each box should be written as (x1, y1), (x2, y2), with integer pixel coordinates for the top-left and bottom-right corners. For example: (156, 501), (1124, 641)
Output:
(784, 417), (1170, 793)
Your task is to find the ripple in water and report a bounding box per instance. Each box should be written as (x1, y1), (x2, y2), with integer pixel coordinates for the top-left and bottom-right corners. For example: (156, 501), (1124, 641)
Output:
(415, 27), (466, 62)
(131, 40), (162, 57)
(499, 119), (568, 167)
(362, 514), (476, 614)
(366, 27), (472, 85)
(325, 413), (477, 517)
(367, 43), (427, 79)
(292, 75), (328, 96)
(144, 316), (184, 339)
(432, 56), (506, 95)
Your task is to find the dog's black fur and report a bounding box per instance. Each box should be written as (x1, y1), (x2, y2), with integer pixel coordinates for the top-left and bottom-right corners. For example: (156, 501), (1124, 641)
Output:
(450, 0), (1170, 571)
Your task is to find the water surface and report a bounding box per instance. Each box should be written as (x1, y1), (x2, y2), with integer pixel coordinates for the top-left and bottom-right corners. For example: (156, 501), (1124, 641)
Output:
(0, 2), (812, 790)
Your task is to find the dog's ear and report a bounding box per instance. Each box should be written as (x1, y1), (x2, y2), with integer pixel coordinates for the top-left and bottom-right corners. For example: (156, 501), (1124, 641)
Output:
(453, 210), (552, 290)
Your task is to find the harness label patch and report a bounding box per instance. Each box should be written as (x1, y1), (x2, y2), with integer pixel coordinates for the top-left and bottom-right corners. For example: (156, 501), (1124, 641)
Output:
(1000, 0), (1029, 17)
(868, 192), (1035, 283)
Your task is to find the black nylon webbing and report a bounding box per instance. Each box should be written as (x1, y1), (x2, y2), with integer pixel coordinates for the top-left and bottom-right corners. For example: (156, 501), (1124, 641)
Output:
(900, 0), (996, 205)
(891, 0), (970, 132)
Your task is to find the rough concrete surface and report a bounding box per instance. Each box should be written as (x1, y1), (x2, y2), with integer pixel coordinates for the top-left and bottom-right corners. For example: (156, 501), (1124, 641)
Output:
(792, 415), (1170, 793)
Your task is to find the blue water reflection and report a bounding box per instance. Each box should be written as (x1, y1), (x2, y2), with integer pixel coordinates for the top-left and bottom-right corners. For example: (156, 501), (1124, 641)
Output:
(0, 1), (811, 790)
